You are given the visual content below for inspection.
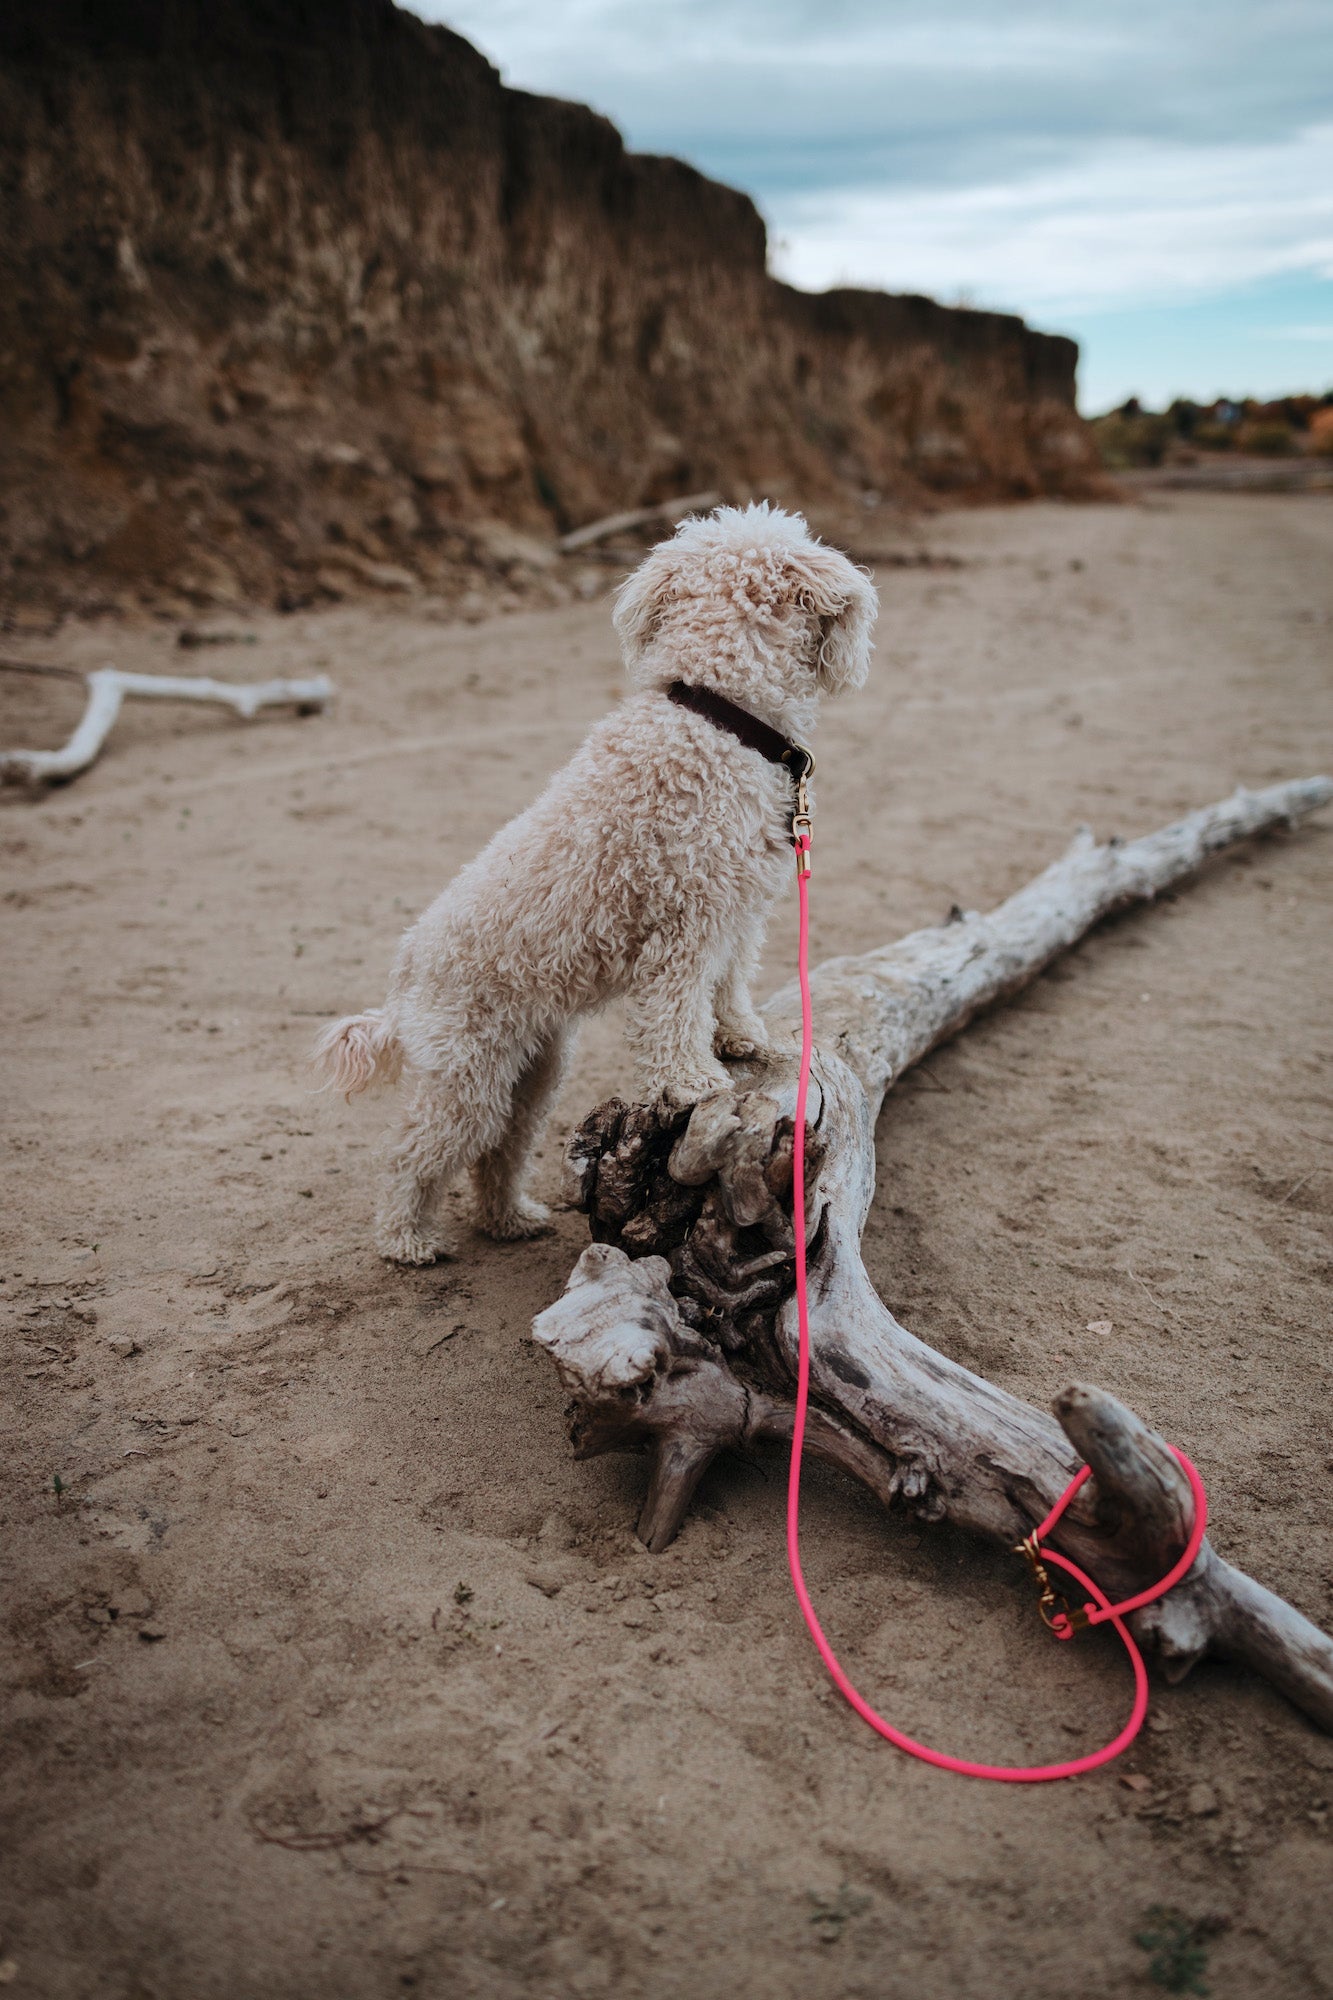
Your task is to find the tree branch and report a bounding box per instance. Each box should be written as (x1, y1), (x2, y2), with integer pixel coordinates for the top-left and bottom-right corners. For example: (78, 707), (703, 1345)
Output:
(534, 777), (1333, 1728)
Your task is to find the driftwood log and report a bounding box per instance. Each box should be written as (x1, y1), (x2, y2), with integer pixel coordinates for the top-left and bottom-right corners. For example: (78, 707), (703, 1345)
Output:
(556, 491), (723, 555)
(0, 666), (334, 785)
(534, 778), (1333, 1730)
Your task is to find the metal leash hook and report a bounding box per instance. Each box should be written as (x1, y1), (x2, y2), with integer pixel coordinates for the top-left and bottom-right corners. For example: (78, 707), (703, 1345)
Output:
(1015, 1532), (1091, 1638)
(784, 745), (815, 877)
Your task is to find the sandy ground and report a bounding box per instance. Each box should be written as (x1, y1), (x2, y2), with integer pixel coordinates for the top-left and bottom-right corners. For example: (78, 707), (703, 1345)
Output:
(2, 492), (1331, 2000)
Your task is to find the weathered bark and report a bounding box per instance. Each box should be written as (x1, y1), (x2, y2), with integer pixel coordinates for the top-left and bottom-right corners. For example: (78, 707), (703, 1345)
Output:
(0, 667), (334, 784)
(534, 777), (1333, 1729)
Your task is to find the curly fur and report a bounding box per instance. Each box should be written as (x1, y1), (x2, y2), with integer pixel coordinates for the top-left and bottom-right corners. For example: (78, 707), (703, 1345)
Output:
(312, 1008), (403, 1096)
(313, 502), (877, 1264)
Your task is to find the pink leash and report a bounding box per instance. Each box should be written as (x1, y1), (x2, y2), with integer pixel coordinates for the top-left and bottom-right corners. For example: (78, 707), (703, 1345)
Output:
(786, 824), (1208, 1781)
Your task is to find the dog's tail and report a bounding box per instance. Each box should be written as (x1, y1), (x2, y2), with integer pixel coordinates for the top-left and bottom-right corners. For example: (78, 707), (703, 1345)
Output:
(311, 1008), (403, 1096)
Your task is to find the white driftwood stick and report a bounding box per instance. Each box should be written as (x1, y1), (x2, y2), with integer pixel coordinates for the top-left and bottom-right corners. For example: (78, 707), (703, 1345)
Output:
(557, 490), (723, 555)
(0, 667), (335, 785)
(535, 776), (1333, 1730)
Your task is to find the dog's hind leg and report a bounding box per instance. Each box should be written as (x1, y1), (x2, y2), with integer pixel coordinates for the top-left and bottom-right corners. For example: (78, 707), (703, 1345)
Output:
(375, 1064), (508, 1265)
(471, 1031), (567, 1240)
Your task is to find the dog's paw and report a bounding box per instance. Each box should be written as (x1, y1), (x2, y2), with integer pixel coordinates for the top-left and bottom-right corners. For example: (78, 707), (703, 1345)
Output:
(714, 1027), (773, 1062)
(654, 1067), (733, 1110)
(376, 1226), (454, 1266)
(478, 1197), (554, 1242)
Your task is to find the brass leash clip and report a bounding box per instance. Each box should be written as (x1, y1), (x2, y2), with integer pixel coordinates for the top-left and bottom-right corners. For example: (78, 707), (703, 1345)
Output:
(1014, 1532), (1090, 1639)
(785, 746), (815, 878)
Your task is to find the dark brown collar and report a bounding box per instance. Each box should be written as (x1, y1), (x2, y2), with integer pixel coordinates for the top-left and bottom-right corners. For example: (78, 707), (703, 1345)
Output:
(666, 681), (813, 782)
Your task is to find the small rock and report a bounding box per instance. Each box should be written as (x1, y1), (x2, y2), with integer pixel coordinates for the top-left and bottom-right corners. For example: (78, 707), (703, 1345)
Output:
(106, 1335), (141, 1358)
(1186, 1781), (1220, 1817)
(177, 627), (258, 650)
(319, 551), (417, 592)
(139, 1624), (167, 1643)
(84, 1605), (112, 1626)
(409, 445), (462, 486)
(361, 560), (417, 593)
(1119, 1773), (1152, 1793)
(1086, 1320), (1113, 1336)
(525, 1571), (563, 1598)
(0, 1959), (18, 1986)
(471, 522), (556, 572)
(114, 1589), (152, 1619)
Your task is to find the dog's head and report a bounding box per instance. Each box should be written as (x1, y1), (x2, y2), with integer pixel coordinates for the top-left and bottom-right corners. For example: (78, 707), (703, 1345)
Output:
(613, 502), (878, 725)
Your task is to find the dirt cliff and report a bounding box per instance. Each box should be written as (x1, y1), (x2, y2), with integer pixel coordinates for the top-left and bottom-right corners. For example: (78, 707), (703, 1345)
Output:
(0, 0), (1099, 617)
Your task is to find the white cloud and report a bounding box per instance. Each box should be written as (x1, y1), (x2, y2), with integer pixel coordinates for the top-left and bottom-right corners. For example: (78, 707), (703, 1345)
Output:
(429, 1), (1333, 197)
(768, 124), (1333, 318)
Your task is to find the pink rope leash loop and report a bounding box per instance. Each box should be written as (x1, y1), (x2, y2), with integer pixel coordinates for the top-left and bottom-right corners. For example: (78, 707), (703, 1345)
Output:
(786, 826), (1207, 1782)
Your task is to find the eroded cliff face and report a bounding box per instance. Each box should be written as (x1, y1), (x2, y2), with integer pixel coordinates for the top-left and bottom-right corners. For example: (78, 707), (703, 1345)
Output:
(0, 0), (1098, 615)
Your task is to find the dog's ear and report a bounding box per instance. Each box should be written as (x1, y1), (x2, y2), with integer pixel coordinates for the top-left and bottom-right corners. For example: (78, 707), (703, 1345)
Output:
(613, 542), (680, 669)
(788, 545), (879, 694)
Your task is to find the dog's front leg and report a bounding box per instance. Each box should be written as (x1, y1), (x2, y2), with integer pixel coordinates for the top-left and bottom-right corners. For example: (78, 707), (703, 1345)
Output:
(626, 935), (732, 1107)
(713, 911), (772, 1061)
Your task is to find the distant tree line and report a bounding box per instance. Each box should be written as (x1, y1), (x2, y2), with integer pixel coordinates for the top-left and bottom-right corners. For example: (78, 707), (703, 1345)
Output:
(1092, 392), (1333, 469)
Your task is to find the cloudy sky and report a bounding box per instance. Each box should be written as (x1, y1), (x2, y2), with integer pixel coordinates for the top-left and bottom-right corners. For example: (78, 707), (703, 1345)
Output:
(421, 0), (1333, 412)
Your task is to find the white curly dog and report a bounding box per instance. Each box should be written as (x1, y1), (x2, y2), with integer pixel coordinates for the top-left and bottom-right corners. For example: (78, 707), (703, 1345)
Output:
(314, 502), (877, 1264)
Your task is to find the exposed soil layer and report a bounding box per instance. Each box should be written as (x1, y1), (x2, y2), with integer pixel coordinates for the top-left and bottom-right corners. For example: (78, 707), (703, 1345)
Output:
(2, 492), (1331, 1998)
(0, 0), (1099, 621)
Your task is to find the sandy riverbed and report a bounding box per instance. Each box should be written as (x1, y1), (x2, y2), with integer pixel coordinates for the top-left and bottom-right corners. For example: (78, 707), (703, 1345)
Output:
(2, 492), (1331, 1999)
